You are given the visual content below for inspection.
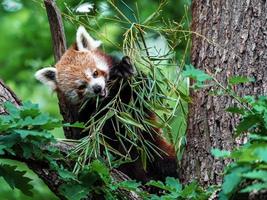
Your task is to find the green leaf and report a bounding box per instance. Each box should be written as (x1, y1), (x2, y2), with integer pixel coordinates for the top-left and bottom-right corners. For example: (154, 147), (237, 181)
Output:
(0, 134), (20, 154)
(0, 164), (33, 196)
(211, 148), (231, 158)
(58, 168), (77, 181)
(19, 101), (40, 118)
(90, 160), (110, 181)
(182, 65), (212, 89)
(21, 145), (33, 159)
(220, 166), (250, 197)
(40, 118), (61, 130)
(12, 129), (54, 139)
(146, 180), (168, 190)
(253, 145), (267, 162)
(242, 170), (267, 181)
(59, 183), (89, 200)
(116, 180), (141, 191)
(21, 114), (50, 127)
(0, 116), (12, 131)
(249, 134), (267, 141)
(4, 101), (20, 118)
(235, 115), (260, 135)
(225, 107), (245, 115)
(228, 76), (253, 85)
(240, 182), (267, 193)
(231, 143), (267, 163)
(117, 112), (145, 130)
(63, 122), (85, 129)
(79, 160), (110, 187)
(165, 177), (182, 193)
(182, 65), (212, 82)
(180, 181), (198, 198)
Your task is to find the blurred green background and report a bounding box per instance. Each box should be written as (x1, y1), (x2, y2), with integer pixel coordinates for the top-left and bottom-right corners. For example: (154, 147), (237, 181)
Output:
(0, 0), (190, 199)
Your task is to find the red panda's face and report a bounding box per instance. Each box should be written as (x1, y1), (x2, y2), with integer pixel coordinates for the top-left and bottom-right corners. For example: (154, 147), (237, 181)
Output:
(35, 26), (112, 105)
(55, 49), (110, 104)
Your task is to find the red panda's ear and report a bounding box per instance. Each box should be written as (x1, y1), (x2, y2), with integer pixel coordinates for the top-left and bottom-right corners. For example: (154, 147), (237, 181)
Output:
(76, 26), (101, 51)
(35, 67), (57, 90)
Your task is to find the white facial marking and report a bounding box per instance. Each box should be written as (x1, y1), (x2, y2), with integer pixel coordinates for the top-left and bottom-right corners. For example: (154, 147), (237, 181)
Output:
(93, 56), (109, 73)
(84, 69), (107, 97)
(90, 76), (106, 90)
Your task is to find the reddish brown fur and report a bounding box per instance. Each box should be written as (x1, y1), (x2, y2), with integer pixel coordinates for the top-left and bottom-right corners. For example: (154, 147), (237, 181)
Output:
(54, 44), (177, 183)
(148, 113), (176, 158)
(55, 44), (111, 94)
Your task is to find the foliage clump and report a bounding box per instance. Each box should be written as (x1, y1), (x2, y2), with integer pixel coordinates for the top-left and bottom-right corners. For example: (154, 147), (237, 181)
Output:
(183, 64), (267, 199)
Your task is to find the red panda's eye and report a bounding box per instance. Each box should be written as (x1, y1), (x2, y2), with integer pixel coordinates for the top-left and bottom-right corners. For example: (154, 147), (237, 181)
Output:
(78, 84), (87, 90)
(93, 71), (98, 78)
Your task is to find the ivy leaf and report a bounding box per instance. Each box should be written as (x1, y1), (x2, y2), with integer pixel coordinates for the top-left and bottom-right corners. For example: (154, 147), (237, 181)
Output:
(19, 101), (40, 118)
(21, 114), (51, 127)
(225, 107), (245, 115)
(79, 160), (110, 187)
(59, 183), (89, 200)
(211, 149), (231, 158)
(182, 65), (212, 89)
(4, 101), (20, 118)
(228, 76), (253, 85)
(90, 160), (110, 183)
(180, 181), (199, 198)
(146, 180), (168, 190)
(219, 166), (250, 198)
(40, 118), (62, 130)
(235, 115), (260, 135)
(249, 134), (267, 141)
(116, 180), (141, 191)
(242, 170), (267, 181)
(165, 177), (182, 193)
(58, 168), (77, 181)
(0, 134), (20, 155)
(253, 145), (267, 162)
(0, 164), (33, 196)
(182, 65), (212, 82)
(21, 145), (33, 159)
(12, 129), (53, 139)
(0, 116), (12, 131)
(240, 182), (267, 193)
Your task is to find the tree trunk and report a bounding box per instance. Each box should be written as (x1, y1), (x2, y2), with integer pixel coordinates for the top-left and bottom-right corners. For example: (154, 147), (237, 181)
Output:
(44, 0), (81, 139)
(180, 0), (267, 186)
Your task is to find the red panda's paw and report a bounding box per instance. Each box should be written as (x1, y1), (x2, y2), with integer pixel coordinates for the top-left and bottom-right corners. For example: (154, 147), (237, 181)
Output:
(110, 56), (135, 78)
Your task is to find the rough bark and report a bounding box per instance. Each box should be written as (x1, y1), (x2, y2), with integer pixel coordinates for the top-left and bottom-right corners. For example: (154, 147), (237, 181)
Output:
(0, 80), (21, 113)
(180, 0), (267, 188)
(44, 0), (67, 62)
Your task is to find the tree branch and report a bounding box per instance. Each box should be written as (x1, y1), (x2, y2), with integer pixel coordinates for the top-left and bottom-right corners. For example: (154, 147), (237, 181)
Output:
(0, 142), (73, 200)
(44, 0), (66, 62)
(43, 0), (82, 140)
(0, 79), (21, 114)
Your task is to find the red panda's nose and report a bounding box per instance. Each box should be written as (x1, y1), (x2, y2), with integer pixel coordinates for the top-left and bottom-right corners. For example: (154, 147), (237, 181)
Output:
(93, 85), (102, 94)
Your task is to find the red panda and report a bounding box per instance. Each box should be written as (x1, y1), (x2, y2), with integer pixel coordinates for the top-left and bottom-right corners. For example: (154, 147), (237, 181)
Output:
(35, 26), (178, 183)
